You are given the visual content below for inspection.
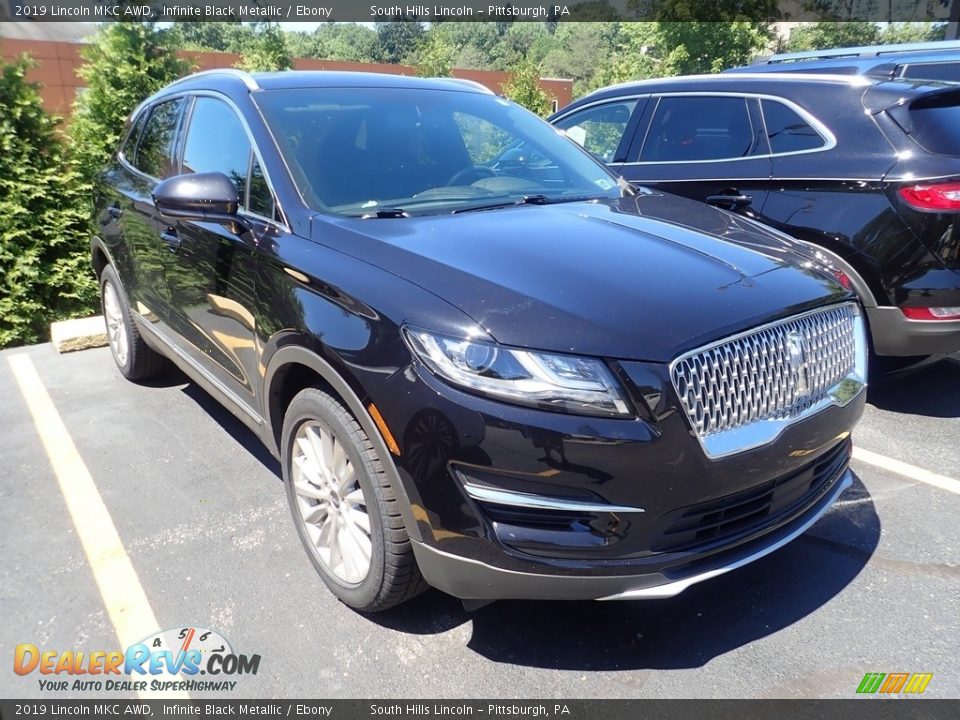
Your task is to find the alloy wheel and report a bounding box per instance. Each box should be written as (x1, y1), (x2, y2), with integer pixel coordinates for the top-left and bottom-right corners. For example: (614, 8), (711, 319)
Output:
(291, 420), (373, 584)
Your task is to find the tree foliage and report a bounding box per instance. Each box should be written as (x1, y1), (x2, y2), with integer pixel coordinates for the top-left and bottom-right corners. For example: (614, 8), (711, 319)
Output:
(69, 23), (190, 185)
(501, 60), (553, 117)
(0, 58), (97, 348)
(786, 21), (944, 52)
(234, 23), (293, 72)
(415, 32), (455, 77)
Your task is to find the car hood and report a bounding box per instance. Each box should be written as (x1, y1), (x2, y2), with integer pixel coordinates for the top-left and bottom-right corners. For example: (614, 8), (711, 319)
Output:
(316, 193), (848, 362)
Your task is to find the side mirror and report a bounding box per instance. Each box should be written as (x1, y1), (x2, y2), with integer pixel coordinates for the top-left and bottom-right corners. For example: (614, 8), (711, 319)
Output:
(152, 172), (240, 224)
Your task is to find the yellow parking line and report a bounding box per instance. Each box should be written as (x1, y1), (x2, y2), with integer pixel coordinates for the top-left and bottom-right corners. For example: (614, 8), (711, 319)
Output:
(853, 446), (960, 496)
(7, 354), (188, 700)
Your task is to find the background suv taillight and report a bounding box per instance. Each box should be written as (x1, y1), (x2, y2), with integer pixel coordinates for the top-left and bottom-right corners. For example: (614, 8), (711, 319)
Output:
(898, 182), (960, 211)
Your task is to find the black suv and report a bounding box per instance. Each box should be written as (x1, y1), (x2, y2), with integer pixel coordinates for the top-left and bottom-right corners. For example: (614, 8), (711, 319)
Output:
(93, 70), (866, 611)
(725, 39), (960, 83)
(550, 73), (960, 360)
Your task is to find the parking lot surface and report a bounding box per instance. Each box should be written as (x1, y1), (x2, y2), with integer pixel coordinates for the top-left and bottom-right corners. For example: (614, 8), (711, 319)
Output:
(1, 344), (958, 699)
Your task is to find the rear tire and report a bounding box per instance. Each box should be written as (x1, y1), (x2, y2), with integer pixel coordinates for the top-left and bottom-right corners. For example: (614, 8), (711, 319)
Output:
(281, 387), (427, 612)
(99, 265), (167, 381)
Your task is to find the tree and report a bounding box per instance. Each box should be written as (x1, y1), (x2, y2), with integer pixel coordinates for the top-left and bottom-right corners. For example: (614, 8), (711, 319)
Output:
(652, 21), (770, 74)
(168, 21), (253, 53)
(69, 23), (190, 185)
(235, 23), (293, 72)
(376, 20), (424, 64)
(786, 21), (880, 51)
(0, 57), (97, 348)
(880, 22), (946, 44)
(415, 32), (455, 77)
(542, 23), (618, 96)
(501, 59), (552, 117)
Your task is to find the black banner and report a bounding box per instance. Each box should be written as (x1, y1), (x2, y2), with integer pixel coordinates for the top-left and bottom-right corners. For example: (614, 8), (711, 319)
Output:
(0, 0), (956, 23)
(1, 700), (960, 720)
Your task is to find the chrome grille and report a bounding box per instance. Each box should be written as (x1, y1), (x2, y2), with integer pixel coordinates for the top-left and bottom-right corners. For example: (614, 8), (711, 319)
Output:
(671, 304), (858, 441)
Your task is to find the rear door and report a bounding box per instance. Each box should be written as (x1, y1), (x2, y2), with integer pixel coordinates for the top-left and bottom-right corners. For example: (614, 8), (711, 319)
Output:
(618, 94), (771, 219)
(101, 96), (187, 329)
(159, 94), (276, 415)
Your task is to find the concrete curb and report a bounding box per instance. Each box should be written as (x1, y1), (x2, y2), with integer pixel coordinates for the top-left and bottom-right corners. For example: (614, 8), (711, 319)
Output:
(50, 316), (108, 354)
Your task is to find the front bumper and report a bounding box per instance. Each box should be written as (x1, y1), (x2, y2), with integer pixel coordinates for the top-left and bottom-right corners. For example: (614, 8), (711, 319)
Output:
(867, 306), (960, 356)
(370, 352), (864, 601)
(411, 469), (851, 601)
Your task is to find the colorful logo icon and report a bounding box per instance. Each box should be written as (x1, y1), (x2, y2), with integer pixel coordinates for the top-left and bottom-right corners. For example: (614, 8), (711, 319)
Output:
(857, 672), (933, 695)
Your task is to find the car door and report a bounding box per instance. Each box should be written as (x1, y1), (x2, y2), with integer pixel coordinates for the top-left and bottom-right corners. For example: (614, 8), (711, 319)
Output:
(158, 94), (271, 415)
(618, 94), (772, 220)
(100, 97), (187, 329)
(552, 96), (647, 175)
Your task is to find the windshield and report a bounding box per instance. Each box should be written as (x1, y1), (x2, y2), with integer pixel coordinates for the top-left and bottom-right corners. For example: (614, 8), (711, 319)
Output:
(254, 86), (625, 216)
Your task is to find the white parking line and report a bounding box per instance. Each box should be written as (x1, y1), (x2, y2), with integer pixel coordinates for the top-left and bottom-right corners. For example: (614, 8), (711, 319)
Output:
(7, 354), (188, 700)
(853, 446), (960, 496)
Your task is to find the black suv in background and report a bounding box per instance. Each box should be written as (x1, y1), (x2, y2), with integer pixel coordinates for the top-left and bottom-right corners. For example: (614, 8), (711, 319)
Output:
(725, 39), (960, 83)
(550, 73), (960, 360)
(93, 70), (866, 612)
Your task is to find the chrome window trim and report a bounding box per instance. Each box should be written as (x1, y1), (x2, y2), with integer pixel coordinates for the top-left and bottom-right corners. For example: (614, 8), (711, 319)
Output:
(461, 483), (645, 514)
(622, 92), (837, 165)
(669, 302), (867, 460)
(551, 94), (648, 125)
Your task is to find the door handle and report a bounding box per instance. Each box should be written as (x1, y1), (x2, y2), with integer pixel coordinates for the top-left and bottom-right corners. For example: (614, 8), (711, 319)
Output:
(706, 192), (753, 208)
(160, 228), (181, 252)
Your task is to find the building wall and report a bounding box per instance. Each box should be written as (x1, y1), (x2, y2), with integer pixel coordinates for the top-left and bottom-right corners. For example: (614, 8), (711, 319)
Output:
(0, 39), (573, 115)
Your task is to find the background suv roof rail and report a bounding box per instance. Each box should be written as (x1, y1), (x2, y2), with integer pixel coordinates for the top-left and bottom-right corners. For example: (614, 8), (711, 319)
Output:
(759, 39), (960, 64)
(168, 68), (261, 91)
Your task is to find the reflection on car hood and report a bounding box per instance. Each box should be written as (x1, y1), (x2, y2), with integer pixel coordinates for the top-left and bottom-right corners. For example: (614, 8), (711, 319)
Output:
(318, 193), (849, 362)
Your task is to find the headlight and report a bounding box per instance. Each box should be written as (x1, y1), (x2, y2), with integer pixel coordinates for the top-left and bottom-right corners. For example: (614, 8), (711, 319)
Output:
(402, 327), (631, 418)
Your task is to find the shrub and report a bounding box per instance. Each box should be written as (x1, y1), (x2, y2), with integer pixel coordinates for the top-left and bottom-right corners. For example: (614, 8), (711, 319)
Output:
(0, 57), (97, 348)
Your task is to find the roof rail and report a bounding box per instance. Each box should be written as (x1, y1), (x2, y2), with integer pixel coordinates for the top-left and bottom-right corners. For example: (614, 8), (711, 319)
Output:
(446, 77), (494, 93)
(168, 68), (261, 91)
(761, 39), (960, 65)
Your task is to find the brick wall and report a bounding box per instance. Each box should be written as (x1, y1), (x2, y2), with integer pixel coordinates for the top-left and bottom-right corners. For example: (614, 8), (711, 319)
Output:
(0, 39), (573, 115)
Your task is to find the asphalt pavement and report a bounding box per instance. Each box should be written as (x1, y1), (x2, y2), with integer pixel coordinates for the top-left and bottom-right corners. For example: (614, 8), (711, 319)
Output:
(1, 344), (957, 699)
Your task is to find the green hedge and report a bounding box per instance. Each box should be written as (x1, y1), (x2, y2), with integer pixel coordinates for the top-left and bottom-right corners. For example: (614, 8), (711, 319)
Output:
(0, 57), (97, 349)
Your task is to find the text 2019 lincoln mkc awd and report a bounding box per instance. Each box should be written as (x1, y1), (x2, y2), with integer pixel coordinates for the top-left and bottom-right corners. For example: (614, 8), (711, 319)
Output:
(92, 70), (867, 611)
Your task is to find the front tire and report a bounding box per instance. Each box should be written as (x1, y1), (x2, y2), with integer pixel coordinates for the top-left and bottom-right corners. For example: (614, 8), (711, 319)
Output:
(281, 387), (427, 611)
(99, 265), (166, 381)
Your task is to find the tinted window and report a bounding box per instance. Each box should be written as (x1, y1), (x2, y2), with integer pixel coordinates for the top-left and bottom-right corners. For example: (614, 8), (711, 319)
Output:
(248, 157), (274, 218)
(908, 94), (960, 157)
(900, 62), (960, 82)
(121, 112), (147, 162)
(182, 97), (252, 200)
(640, 96), (754, 162)
(134, 98), (185, 179)
(761, 100), (826, 154)
(554, 100), (637, 162)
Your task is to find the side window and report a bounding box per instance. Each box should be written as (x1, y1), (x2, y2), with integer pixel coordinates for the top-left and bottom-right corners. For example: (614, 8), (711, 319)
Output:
(134, 98), (185, 179)
(247, 157), (275, 218)
(554, 100), (637, 162)
(120, 112), (147, 162)
(639, 96), (754, 162)
(761, 100), (827, 154)
(900, 62), (960, 82)
(181, 97), (252, 201)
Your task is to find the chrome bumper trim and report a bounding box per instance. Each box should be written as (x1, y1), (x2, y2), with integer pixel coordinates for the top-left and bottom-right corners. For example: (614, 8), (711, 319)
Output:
(462, 482), (646, 514)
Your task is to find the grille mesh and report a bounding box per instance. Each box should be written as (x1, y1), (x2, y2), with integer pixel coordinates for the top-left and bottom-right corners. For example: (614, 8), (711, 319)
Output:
(671, 304), (857, 438)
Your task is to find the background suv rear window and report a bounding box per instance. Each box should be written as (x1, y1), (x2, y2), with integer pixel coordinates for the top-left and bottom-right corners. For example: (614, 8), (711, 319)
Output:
(761, 100), (826, 155)
(908, 94), (960, 157)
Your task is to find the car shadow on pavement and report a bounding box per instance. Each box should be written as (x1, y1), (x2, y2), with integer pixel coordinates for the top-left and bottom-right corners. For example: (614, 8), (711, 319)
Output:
(144, 364), (282, 478)
(867, 356), (960, 418)
(371, 474), (880, 671)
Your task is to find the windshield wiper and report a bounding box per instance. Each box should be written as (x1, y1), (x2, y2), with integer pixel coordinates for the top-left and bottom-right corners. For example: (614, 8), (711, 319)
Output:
(360, 208), (410, 219)
(452, 193), (606, 214)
